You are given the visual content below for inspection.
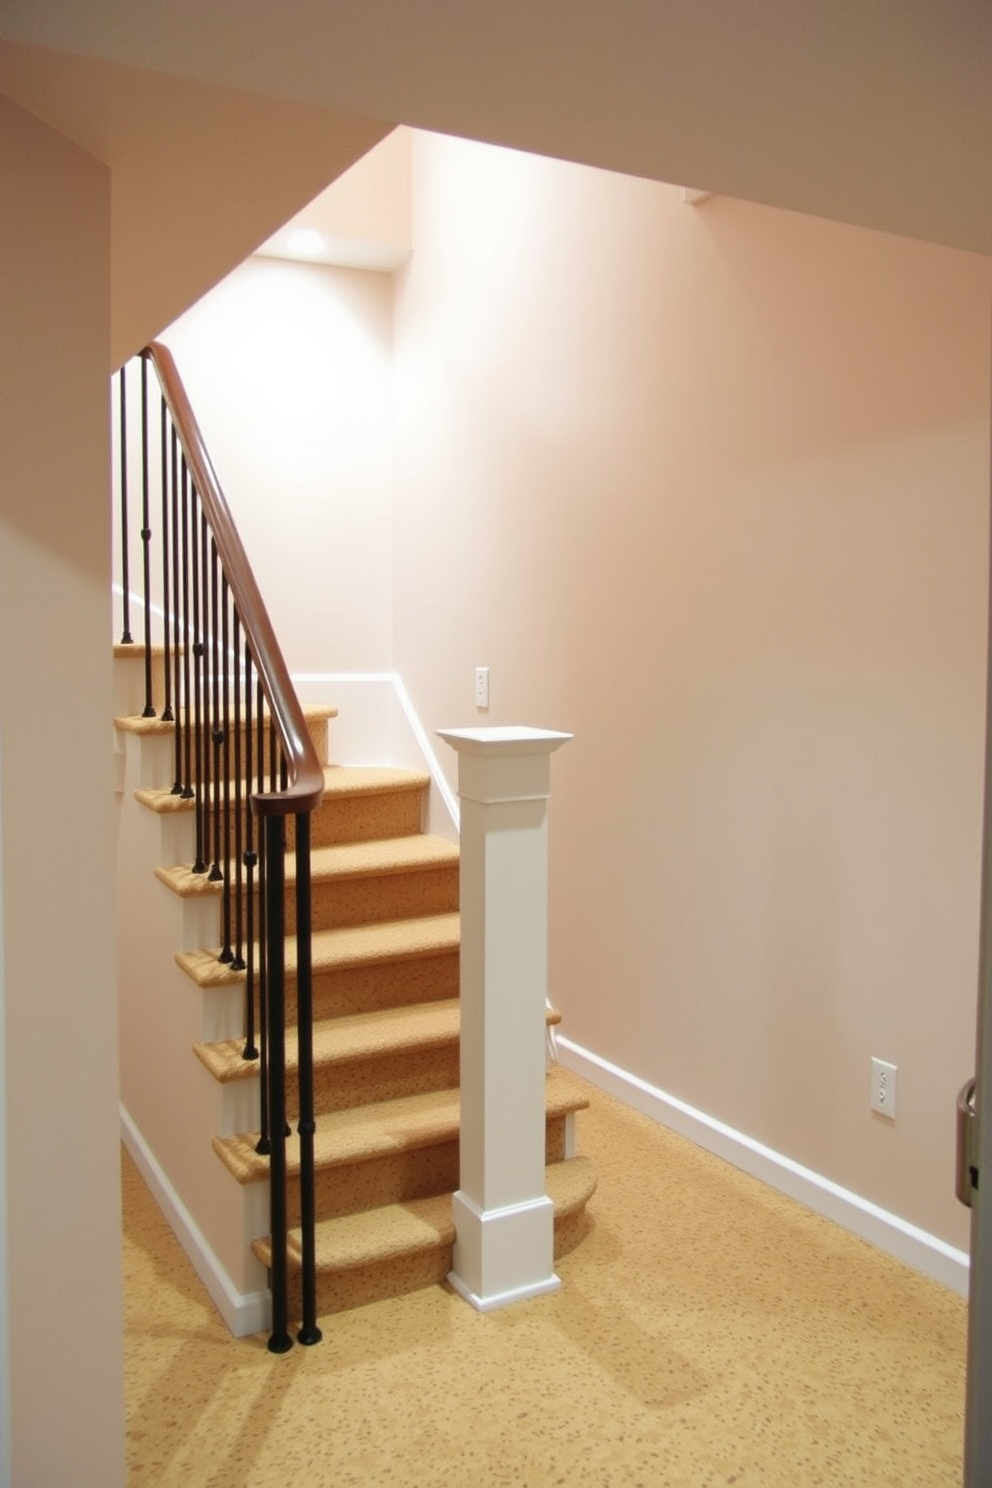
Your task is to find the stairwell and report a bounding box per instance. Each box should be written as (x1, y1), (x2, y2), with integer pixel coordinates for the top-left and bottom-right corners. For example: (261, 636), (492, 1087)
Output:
(115, 646), (597, 1328)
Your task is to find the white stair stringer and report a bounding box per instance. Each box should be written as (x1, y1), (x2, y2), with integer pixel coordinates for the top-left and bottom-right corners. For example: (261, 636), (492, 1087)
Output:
(116, 713), (267, 1310)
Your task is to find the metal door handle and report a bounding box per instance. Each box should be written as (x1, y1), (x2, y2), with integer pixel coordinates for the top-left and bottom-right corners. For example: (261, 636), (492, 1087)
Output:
(957, 1077), (978, 1208)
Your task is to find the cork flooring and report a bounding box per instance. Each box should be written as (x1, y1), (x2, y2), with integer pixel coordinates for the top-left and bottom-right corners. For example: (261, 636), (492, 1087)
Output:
(123, 1079), (966, 1487)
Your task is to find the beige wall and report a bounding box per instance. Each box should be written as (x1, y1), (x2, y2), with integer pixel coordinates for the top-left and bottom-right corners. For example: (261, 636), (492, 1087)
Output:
(160, 255), (395, 674)
(391, 132), (992, 1248)
(0, 1), (989, 256)
(258, 126), (413, 269)
(0, 96), (124, 1487)
(0, 40), (393, 368)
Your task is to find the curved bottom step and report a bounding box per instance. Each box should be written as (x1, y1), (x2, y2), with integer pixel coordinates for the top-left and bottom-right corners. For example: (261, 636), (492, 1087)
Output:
(252, 1156), (598, 1317)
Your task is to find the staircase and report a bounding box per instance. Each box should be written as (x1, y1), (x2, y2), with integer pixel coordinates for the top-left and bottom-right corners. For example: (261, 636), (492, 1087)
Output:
(115, 650), (597, 1325)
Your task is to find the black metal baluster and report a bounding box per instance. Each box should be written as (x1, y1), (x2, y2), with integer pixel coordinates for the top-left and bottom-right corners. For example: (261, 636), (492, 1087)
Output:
(217, 574), (233, 963)
(256, 679), (270, 1154)
(264, 811), (292, 1355)
(178, 457), (194, 800)
(230, 607), (245, 975)
(169, 428), (183, 791)
(159, 396), (174, 724)
(139, 355), (155, 717)
(295, 809), (321, 1346)
(242, 643), (258, 1061)
(118, 367), (133, 646)
(199, 511), (214, 882)
(269, 716), (279, 798)
(209, 540), (225, 890)
(190, 494), (206, 873)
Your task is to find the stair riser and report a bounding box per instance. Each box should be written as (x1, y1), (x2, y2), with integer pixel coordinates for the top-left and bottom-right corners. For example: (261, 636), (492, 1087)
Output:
(292, 789), (425, 849)
(297, 1044), (461, 1117)
(114, 645), (169, 718)
(288, 1250), (452, 1317)
(286, 1114), (571, 1225)
(303, 866), (458, 933)
(214, 1045), (463, 1144)
(194, 955), (461, 1048)
(226, 866), (459, 936)
(308, 952), (460, 1023)
(291, 1141), (460, 1226)
(172, 712), (330, 769)
(120, 712), (330, 781)
(281, 1206), (587, 1317)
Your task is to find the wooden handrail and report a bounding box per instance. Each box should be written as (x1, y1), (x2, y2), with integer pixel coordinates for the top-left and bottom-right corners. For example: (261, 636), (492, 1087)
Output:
(143, 341), (324, 816)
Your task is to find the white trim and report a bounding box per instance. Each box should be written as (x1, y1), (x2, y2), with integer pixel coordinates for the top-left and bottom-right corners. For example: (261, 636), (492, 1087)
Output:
(447, 1270), (561, 1313)
(557, 1036), (970, 1297)
(120, 1105), (270, 1338)
(291, 670), (461, 830)
(391, 674), (460, 828)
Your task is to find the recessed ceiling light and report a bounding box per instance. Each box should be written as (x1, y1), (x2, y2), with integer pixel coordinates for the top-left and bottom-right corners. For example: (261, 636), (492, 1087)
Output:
(285, 227), (327, 258)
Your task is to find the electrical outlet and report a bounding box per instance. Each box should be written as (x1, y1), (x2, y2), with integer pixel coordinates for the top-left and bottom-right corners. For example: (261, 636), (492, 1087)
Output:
(474, 666), (490, 709)
(871, 1057), (898, 1120)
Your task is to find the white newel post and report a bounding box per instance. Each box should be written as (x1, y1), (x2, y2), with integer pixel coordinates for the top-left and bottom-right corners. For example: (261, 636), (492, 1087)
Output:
(438, 725), (573, 1312)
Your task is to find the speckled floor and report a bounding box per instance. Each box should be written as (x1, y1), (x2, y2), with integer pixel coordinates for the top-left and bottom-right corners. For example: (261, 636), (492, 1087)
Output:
(123, 1079), (966, 1487)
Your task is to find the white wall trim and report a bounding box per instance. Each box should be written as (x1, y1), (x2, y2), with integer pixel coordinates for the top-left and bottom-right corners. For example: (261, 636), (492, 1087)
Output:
(291, 670), (461, 830)
(120, 1105), (270, 1339)
(390, 672), (460, 829)
(556, 1036), (970, 1297)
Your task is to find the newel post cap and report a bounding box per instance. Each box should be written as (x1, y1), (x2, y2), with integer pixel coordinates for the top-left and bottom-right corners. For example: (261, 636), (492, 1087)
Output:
(438, 725), (573, 755)
(438, 727), (573, 806)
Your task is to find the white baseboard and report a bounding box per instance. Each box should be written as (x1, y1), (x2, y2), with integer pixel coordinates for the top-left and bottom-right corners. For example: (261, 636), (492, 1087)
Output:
(556, 1037), (970, 1297)
(120, 1105), (271, 1338)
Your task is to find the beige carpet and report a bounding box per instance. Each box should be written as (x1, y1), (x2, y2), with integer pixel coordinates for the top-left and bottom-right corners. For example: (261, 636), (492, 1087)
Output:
(123, 1078), (966, 1487)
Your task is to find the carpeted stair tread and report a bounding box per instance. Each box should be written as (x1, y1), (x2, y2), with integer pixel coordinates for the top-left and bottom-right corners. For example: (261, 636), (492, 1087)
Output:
(320, 765), (430, 798)
(156, 834), (459, 899)
(195, 999), (461, 1082)
(135, 762), (425, 816)
(177, 911), (461, 988)
(306, 835), (458, 880)
(194, 1000), (563, 1083)
(213, 1066), (590, 1184)
(251, 1156), (597, 1275)
(115, 701), (338, 736)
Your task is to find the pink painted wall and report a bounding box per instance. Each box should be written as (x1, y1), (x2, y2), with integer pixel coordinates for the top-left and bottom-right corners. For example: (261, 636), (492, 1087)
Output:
(161, 255), (395, 674)
(152, 126), (991, 1251)
(0, 40), (392, 367)
(391, 132), (992, 1248)
(0, 96), (124, 1487)
(0, 1), (989, 255)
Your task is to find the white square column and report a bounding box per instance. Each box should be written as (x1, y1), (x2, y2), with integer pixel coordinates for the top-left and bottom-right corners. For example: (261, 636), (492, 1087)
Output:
(438, 726), (572, 1311)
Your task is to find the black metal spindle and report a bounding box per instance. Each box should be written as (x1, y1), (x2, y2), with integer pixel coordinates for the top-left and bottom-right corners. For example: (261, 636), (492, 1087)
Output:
(242, 642), (258, 1060)
(139, 355), (155, 717)
(199, 511), (214, 881)
(264, 812), (292, 1355)
(118, 367), (133, 645)
(217, 577), (233, 962)
(228, 600), (244, 974)
(294, 809), (321, 1346)
(169, 427), (183, 791)
(270, 716), (279, 796)
(159, 397), (174, 723)
(209, 540), (224, 888)
(178, 457), (194, 800)
(190, 495), (206, 872)
(256, 679), (271, 1154)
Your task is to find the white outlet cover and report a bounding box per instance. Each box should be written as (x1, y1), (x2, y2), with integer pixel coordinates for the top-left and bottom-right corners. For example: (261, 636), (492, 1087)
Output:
(871, 1057), (898, 1120)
